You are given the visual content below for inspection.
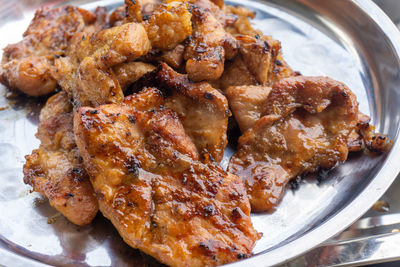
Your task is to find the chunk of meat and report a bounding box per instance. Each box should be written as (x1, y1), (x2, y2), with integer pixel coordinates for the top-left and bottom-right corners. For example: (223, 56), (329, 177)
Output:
(0, 6), (100, 96)
(144, 44), (186, 69)
(132, 63), (230, 163)
(74, 90), (259, 267)
(226, 85), (272, 132)
(54, 22), (151, 108)
(224, 5), (257, 36)
(220, 35), (293, 90)
(218, 56), (258, 90)
(23, 91), (98, 225)
(109, 5), (127, 27)
(143, 0), (192, 50)
(112, 61), (156, 91)
(228, 76), (359, 211)
(355, 113), (393, 153)
(184, 5), (238, 81)
(189, 0), (237, 27)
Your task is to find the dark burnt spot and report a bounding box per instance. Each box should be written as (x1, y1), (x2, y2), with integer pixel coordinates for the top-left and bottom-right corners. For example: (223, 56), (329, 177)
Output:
(263, 41), (270, 52)
(142, 14), (150, 20)
(254, 34), (261, 40)
(128, 114), (136, 124)
(203, 204), (214, 217)
(294, 71), (302, 76)
(273, 68), (280, 74)
(231, 207), (243, 220)
(130, 0), (136, 4)
(372, 136), (376, 140)
(72, 168), (82, 176)
(90, 110), (98, 114)
(66, 192), (74, 198)
(54, 54), (61, 59)
(82, 35), (86, 41)
(124, 157), (140, 177)
(237, 253), (247, 259)
(378, 135), (386, 140)
(204, 92), (214, 100)
(341, 91), (348, 98)
(289, 179), (299, 190)
(275, 59), (282, 66)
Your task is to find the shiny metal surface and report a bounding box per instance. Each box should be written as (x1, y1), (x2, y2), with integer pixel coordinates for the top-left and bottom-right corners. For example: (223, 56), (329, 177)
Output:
(0, 0), (400, 266)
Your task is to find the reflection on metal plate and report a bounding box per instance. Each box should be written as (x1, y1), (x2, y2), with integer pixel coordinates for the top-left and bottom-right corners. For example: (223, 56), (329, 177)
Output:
(0, 0), (399, 266)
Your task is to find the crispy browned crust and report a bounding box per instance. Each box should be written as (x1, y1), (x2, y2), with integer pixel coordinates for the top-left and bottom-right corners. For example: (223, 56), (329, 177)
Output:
(184, 4), (238, 81)
(74, 88), (260, 267)
(132, 63), (230, 163)
(229, 76), (359, 211)
(23, 92), (98, 226)
(0, 6), (102, 96)
(54, 22), (151, 108)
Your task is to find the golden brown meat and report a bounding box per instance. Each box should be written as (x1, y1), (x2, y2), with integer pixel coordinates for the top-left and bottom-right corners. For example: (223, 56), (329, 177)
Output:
(226, 85), (272, 133)
(189, 0), (237, 27)
(184, 5), (238, 81)
(224, 5), (257, 36)
(220, 35), (293, 90)
(353, 113), (393, 153)
(23, 91), (98, 226)
(112, 61), (156, 91)
(133, 63), (230, 163)
(54, 22), (151, 108)
(144, 44), (186, 69)
(74, 88), (259, 267)
(0, 6), (101, 96)
(143, 0), (192, 50)
(228, 76), (359, 211)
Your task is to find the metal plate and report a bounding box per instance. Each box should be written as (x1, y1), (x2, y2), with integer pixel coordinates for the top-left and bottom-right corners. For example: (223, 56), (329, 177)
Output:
(0, 0), (399, 266)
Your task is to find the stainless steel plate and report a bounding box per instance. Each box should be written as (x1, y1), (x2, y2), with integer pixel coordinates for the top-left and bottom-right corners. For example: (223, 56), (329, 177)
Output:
(0, 0), (399, 266)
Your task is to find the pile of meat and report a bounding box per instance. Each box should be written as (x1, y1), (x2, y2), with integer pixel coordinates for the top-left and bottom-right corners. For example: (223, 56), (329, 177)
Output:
(0, 0), (391, 266)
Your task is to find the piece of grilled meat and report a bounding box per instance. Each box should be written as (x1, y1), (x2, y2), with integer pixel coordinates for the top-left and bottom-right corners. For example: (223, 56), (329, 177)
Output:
(184, 3), (238, 81)
(23, 91), (98, 225)
(220, 35), (294, 90)
(228, 76), (359, 211)
(54, 22), (151, 108)
(74, 88), (260, 267)
(132, 63), (230, 163)
(0, 6), (105, 96)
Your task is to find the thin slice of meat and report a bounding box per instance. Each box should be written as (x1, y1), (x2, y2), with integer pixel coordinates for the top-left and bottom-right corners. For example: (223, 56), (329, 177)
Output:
(132, 63), (230, 163)
(74, 88), (260, 267)
(0, 6), (102, 96)
(228, 76), (359, 211)
(23, 91), (98, 226)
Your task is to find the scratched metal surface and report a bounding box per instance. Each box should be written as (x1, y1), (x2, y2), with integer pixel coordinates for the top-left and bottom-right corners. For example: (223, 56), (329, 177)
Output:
(0, 0), (399, 266)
